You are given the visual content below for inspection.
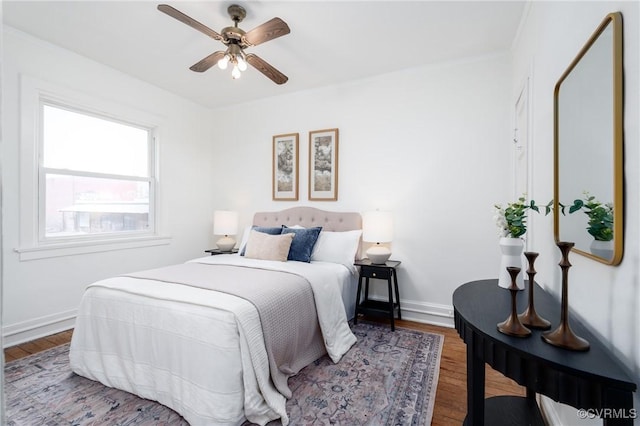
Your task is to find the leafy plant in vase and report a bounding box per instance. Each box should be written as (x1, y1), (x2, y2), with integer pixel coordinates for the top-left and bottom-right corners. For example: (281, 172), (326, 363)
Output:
(567, 192), (614, 259)
(494, 196), (540, 290)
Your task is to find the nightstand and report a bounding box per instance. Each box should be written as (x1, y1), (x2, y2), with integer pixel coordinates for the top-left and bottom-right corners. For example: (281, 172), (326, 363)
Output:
(353, 259), (402, 331)
(205, 248), (239, 255)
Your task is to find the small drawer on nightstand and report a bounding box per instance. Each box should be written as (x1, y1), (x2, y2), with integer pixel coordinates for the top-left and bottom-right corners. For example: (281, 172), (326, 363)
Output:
(360, 265), (392, 279)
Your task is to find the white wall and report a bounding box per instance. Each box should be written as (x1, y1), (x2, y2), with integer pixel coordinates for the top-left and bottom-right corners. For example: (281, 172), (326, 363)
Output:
(1, 28), (217, 345)
(511, 2), (640, 423)
(209, 53), (513, 325)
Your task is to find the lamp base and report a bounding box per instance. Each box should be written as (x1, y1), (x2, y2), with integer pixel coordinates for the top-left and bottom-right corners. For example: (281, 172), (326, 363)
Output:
(216, 236), (236, 252)
(366, 245), (391, 264)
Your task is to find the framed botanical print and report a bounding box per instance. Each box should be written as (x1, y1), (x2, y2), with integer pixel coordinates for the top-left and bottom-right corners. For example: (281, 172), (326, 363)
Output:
(308, 128), (339, 201)
(272, 133), (299, 201)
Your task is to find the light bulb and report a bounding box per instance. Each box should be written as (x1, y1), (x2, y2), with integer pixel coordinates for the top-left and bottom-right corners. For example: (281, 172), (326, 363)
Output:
(237, 55), (247, 71)
(217, 55), (229, 70)
(231, 64), (241, 79)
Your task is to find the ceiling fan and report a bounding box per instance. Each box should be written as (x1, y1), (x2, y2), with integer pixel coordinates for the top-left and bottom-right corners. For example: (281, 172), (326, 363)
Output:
(158, 3), (290, 84)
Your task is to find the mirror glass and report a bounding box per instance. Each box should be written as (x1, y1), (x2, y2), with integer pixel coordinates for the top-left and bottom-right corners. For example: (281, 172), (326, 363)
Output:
(554, 12), (623, 265)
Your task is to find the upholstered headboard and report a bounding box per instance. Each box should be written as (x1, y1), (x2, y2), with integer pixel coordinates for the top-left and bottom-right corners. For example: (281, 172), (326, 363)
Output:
(253, 207), (362, 232)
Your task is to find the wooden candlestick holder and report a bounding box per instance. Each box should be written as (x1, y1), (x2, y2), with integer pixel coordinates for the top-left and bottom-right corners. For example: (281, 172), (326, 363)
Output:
(542, 242), (590, 351)
(518, 252), (551, 330)
(497, 266), (531, 337)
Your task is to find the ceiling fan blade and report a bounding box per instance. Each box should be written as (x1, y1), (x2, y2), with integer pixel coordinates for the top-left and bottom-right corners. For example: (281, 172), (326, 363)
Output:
(243, 18), (290, 47)
(157, 4), (222, 42)
(190, 51), (226, 72)
(246, 54), (288, 85)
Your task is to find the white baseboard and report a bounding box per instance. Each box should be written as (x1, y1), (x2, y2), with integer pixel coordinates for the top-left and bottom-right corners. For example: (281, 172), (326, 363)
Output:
(367, 295), (455, 328)
(3, 296), (455, 348)
(3, 309), (77, 348)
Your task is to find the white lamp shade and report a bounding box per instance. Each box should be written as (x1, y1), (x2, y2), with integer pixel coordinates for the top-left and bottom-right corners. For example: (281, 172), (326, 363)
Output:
(213, 210), (238, 236)
(362, 211), (393, 243)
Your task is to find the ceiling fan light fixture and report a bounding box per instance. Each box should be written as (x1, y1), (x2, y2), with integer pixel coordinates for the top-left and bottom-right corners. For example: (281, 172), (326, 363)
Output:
(231, 64), (242, 79)
(224, 44), (246, 77)
(217, 54), (230, 70)
(158, 4), (290, 84)
(237, 54), (248, 72)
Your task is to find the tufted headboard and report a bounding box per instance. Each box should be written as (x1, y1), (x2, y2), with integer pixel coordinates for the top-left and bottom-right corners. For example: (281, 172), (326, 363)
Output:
(252, 207), (362, 232)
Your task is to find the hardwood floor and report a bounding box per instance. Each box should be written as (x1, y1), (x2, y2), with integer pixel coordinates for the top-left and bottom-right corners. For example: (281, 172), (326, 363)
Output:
(4, 329), (73, 362)
(3, 319), (524, 425)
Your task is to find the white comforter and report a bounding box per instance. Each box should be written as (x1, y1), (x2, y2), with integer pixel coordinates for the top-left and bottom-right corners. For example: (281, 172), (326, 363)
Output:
(69, 255), (357, 426)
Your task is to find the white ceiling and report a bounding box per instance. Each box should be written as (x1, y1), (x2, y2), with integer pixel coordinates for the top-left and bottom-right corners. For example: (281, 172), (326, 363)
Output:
(3, 1), (527, 109)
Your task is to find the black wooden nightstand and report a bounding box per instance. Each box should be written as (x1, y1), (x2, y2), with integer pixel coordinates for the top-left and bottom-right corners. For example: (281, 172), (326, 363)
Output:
(205, 248), (239, 255)
(353, 259), (402, 331)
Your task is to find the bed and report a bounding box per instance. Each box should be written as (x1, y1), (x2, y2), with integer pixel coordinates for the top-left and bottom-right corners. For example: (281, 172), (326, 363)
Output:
(69, 207), (362, 426)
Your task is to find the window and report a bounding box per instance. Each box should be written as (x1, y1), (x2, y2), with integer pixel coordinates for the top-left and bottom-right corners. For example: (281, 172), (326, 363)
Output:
(40, 103), (155, 241)
(17, 76), (168, 260)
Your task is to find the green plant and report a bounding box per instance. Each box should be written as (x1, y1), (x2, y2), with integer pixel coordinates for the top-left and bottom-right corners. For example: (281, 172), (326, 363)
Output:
(567, 193), (613, 241)
(494, 196), (540, 238)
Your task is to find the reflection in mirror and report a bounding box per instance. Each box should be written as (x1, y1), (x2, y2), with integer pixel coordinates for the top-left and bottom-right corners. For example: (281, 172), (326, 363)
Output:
(554, 12), (623, 265)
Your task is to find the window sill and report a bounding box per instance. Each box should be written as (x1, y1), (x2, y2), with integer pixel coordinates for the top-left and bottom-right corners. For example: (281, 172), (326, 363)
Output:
(15, 235), (172, 261)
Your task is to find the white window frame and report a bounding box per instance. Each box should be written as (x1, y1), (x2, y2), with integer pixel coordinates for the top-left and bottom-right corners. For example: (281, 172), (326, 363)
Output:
(17, 75), (170, 261)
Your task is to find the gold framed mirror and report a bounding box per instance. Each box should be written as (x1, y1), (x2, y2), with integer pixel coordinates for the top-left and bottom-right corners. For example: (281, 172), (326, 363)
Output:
(553, 12), (623, 265)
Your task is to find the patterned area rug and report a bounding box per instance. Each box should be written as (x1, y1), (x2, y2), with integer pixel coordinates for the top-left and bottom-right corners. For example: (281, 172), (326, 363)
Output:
(5, 321), (443, 425)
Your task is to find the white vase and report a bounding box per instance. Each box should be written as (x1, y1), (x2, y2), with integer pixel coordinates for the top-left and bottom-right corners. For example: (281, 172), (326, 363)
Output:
(590, 239), (614, 260)
(498, 237), (525, 290)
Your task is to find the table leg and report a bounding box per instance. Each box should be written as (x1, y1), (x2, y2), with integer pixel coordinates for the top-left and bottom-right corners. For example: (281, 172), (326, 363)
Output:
(466, 329), (485, 425)
(526, 388), (535, 400)
(393, 269), (402, 320)
(364, 277), (370, 301)
(387, 277), (395, 331)
(354, 275), (363, 324)
(603, 389), (634, 426)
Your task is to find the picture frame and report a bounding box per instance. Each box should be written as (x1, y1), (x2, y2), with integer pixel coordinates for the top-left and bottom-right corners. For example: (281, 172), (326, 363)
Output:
(272, 133), (299, 201)
(308, 128), (339, 201)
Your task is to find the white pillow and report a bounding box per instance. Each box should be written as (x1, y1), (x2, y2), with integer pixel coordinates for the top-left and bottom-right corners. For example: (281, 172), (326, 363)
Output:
(311, 229), (362, 266)
(244, 230), (294, 262)
(238, 225), (252, 254)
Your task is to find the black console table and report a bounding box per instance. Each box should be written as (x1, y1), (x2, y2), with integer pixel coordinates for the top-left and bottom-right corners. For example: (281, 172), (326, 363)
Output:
(453, 280), (636, 425)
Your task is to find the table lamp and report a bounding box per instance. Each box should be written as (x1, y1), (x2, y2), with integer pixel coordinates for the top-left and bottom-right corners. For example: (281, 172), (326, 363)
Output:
(363, 211), (393, 264)
(213, 210), (238, 252)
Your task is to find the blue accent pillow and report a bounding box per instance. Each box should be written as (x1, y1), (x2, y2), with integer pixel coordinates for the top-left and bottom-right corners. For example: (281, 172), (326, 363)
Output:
(282, 226), (323, 262)
(240, 225), (283, 256)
